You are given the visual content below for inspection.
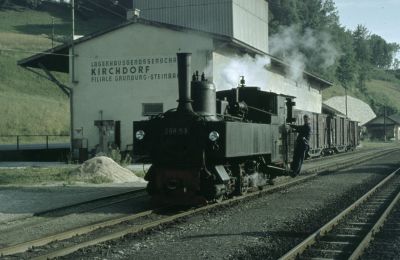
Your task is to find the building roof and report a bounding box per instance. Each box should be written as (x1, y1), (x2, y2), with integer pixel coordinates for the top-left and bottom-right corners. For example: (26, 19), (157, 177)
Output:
(389, 114), (400, 124)
(322, 103), (346, 117)
(18, 18), (333, 89)
(364, 114), (400, 126)
(323, 96), (376, 125)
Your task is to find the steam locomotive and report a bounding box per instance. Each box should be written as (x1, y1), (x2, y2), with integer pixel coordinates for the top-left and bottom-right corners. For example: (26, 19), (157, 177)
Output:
(133, 53), (359, 204)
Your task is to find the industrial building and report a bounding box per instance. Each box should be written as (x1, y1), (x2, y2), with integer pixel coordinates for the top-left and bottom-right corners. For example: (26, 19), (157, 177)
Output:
(323, 95), (376, 126)
(18, 0), (332, 160)
(364, 114), (400, 141)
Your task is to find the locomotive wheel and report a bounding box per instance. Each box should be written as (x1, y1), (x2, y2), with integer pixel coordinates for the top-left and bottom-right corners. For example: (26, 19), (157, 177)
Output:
(232, 163), (248, 195)
(214, 194), (224, 203)
(238, 178), (248, 195)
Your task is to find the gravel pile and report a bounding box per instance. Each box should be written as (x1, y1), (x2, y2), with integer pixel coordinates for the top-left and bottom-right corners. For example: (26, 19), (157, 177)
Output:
(70, 156), (146, 183)
(324, 95), (376, 125)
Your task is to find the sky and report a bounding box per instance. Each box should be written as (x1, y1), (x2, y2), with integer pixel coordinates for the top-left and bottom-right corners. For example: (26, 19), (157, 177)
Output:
(334, 0), (400, 60)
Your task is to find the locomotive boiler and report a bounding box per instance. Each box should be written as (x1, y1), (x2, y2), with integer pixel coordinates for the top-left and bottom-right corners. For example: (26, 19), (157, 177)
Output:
(133, 53), (296, 204)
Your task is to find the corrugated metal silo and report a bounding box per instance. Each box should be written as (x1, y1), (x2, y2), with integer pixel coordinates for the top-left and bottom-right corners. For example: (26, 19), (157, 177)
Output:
(133, 0), (269, 53)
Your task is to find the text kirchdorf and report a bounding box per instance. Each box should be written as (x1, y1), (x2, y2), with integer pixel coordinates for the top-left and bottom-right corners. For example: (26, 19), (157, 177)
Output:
(90, 57), (177, 83)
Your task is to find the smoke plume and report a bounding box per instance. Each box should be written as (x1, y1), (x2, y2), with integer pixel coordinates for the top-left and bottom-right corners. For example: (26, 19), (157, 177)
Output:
(207, 54), (271, 91)
(269, 25), (338, 82)
(207, 26), (338, 91)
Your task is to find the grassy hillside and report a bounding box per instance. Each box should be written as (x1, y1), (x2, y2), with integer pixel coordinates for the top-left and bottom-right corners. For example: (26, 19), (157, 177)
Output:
(0, 2), (120, 138)
(0, 31), (70, 136)
(323, 76), (400, 116)
(365, 79), (400, 112)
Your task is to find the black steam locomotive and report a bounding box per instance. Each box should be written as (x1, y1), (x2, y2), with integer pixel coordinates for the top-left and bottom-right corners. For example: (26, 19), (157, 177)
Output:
(133, 53), (359, 204)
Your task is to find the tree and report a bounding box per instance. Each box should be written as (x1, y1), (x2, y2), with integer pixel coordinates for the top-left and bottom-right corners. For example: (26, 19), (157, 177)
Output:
(268, 0), (300, 35)
(393, 59), (400, 70)
(321, 0), (339, 28)
(0, 0), (8, 8)
(369, 35), (400, 69)
(352, 25), (371, 63)
(336, 52), (356, 89)
(357, 63), (371, 93)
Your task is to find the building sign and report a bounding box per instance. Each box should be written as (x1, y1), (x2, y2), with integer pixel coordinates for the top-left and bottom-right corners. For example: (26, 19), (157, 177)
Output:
(90, 56), (177, 83)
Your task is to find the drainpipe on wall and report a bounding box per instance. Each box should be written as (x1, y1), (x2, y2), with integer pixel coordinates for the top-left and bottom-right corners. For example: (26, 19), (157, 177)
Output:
(70, 0), (78, 156)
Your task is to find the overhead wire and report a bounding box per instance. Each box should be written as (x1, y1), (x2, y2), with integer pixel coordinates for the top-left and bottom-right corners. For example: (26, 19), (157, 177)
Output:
(83, 0), (126, 19)
(0, 48), (71, 57)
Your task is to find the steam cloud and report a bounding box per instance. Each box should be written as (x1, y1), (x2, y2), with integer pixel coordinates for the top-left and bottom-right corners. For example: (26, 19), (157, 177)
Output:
(209, 25), (338, 91)
(208, 54), (271, 91)
(269, 25), (338, 82)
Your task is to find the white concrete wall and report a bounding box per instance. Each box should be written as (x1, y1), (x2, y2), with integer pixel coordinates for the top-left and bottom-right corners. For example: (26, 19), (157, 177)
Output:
(232, 0), (268, 52)
(69, 23), (213, 151)
(267, 72), (322, 113)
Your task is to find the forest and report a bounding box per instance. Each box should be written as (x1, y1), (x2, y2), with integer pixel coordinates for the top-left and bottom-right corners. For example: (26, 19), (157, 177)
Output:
(268, 0), (400, 114)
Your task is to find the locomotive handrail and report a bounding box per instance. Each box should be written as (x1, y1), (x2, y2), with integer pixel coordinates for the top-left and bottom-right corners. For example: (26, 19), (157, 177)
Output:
(247, 105), (274, 115)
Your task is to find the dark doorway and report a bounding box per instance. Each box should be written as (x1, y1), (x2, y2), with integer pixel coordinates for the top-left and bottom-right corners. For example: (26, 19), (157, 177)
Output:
(115, 121), (121, 149)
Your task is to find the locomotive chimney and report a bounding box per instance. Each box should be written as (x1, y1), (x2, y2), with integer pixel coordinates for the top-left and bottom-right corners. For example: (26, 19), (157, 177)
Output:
(176, 53), (194, 113)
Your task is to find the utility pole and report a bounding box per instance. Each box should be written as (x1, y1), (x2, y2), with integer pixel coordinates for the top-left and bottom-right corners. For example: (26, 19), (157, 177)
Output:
(51, 17), (54, 48)
(70, 0), (76, 155)
(384, 106), (387, 142)
(345, 86), (348, 118)
(71, 0), (75, 83)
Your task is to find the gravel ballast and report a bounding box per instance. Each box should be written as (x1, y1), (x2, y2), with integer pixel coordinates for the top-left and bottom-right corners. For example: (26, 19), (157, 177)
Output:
(362, 199), (400, 259)
(60, 150), (400, 260)
(0, 184), (145, 224)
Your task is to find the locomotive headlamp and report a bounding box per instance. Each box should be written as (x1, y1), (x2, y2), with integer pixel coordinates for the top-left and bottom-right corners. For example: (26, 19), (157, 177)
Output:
(135, 130), (145, 140)
(209, 131), (219, 142)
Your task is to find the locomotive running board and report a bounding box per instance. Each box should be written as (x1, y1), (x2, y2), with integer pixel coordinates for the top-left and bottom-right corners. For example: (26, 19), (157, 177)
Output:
(215, 165), (230, 182)
(267, 165), (289, 176)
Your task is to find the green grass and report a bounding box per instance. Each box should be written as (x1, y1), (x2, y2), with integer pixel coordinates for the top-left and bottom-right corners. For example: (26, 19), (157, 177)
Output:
(0, 91), (69, 135)
(360, 140), (400, 149)
(322, 78), (400, 114)
(0, 2), (121, 137)
(365, 79), (400, 112)
(0, 167), (74, 185)
(0, 34), (70, 135)
(0, 2), (121, 37)
(0, 167), (113, 185)
(322, 83), (347, 100)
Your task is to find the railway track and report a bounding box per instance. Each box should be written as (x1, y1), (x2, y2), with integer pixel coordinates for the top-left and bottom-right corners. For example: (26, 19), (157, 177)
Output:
(0, 189), (148, 256)
(34, 188), (148, 217)
(279, 166), (400, 260)
(1, 146), (398, 259)
(362, 194), (400, 259)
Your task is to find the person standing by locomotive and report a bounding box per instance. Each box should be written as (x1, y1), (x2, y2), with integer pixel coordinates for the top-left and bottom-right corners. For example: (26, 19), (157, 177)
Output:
(290, 114), (311, 177)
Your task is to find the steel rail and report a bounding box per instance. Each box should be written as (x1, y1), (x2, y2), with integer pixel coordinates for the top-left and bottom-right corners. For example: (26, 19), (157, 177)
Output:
(0, 188), (146, 226)
(0, 190), (148, 256)
(0, 208), (158, 257)
(32, 179), (322, 260)
(305, 143), (398, 164)
(4, 175), (313, 259)
(303, 147), (399, 175)
(1, 147), (398, 258)
(31, 147), (396, 218)
(34, 188), (146, 216)
(26, 149), (400, 260)
(278, 166), (400, 260)
(348, 185), (400, 259)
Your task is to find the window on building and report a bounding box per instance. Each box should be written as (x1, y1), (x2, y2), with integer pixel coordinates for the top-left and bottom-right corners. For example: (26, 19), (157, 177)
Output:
(142, 103), (163, 116)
